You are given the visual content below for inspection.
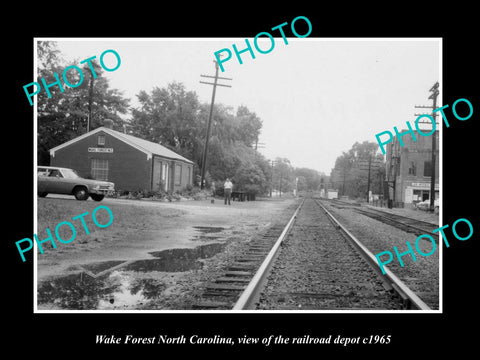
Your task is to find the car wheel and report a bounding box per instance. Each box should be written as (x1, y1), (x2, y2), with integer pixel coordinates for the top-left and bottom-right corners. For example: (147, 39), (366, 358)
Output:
(38, 192), (48, 197)
(73, 186), (89, 200)
(90, 194), (105, 201)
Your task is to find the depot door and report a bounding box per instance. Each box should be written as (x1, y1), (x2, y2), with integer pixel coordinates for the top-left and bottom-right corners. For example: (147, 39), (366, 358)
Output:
(161, 163), (169, 191)
(152, 158), (162, 191)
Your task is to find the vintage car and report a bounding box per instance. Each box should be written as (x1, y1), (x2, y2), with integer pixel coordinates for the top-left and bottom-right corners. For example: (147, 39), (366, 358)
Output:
(37, 166), (115, 201)
(415, 198), (439, 211)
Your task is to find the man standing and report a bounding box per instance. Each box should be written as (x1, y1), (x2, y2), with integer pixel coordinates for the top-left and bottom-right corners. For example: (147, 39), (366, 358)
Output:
(224, 178), (233, 205)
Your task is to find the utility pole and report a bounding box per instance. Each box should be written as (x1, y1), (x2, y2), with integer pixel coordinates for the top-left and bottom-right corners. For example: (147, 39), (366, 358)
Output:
(270, 160), (276, 197)
(199, 60), (232, 189)
(252, 140), (266, 151)
(366, 155), (372, 203)
(279, 171), (283, 197)
(385, 140), (399, 209)
(415, 81), (439, 212)
(342, 161), (347, 196)
(85, 63), (96, 132)
(251, 138), (265, 159)
(359, 154), (382, 204)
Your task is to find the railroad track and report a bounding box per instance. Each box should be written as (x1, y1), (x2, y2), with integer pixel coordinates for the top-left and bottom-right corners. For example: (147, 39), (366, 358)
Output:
(353, 207), (438, 240)
(192, 201), (302, 310)
(194, 197), (432, 311)
(328, 199), (439, 240)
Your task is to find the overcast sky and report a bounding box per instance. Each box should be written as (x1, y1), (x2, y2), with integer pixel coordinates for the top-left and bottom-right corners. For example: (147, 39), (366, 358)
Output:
(49, 38), (440, 174)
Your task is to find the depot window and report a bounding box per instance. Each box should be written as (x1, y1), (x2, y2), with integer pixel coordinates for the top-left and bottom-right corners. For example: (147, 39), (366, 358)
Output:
(98, 135), (106, 146)
(91, 158), (109, 181)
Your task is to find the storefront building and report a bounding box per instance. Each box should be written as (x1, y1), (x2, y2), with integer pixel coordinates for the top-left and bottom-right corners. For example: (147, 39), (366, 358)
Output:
(385, 130), (439, 207)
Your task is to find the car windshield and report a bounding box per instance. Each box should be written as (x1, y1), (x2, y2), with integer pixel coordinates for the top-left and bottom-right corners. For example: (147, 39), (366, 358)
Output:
(60, 168), (81, 179)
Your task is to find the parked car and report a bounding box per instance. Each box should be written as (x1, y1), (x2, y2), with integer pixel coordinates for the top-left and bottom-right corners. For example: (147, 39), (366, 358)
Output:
(415, 198), (439, 211)
(37, 166), (115, 201)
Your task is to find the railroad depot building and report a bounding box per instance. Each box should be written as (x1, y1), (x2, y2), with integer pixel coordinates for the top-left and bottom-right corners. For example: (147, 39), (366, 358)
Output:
(49, 124), (194, 193)
(385, 129), (439, 207)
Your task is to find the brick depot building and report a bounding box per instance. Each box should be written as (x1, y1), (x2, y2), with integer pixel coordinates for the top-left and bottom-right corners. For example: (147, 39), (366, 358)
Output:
(49, 124), (194, 193)
(385, 129), (439, 207)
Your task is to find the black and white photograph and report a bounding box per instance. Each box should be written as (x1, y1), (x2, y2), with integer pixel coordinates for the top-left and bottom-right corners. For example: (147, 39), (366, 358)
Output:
(32, 37), (441, 313)
(7, 5), (478, 356)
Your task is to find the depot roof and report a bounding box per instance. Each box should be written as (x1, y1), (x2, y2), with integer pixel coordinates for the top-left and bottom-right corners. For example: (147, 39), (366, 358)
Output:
(49, 126), (194, 164)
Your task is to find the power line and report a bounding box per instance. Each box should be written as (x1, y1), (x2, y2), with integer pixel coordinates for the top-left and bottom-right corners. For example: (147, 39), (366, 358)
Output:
(199, 59), (232, 189)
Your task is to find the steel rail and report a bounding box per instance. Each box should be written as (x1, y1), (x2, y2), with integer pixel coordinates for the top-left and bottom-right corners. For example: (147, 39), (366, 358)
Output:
(233, 198), (305, 310)
(328, 198), (438, 235)
(315, 200), (432, 310)
(353, 207), (439, 240)
(361, 206), (438, 228)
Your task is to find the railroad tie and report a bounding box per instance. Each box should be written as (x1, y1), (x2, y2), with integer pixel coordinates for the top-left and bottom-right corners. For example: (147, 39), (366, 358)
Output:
(192, 300), (232, 309)
(224, 270), (252, 277)
(215, 277), (251, 283)
(205, 283), (246, 291)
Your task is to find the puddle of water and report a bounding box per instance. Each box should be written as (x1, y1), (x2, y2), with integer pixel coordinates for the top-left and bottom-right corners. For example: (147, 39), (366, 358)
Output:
(193, 226), (225, 233)
(38, 242), (227, 310)
(123, 257), (202, 272)
(192, 226), (225, 241)
(96, 271), (166, 310)
(37, 273), (120, 309)
(194, 235), (220, 241)
(80, 260), (126, 275)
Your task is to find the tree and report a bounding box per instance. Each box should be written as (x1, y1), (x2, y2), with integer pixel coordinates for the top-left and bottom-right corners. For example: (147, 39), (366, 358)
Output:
(294, 167), (323, 191)
(130, 82), (204, 164)
(331, 152), (354, 196)
(235, 105), (262, 147)
(37, 41), (130, 165)
(233, 146), (269, 195)
(330, 141), (385, 199)
(131, 83), (271, 194)
(272, 158), (295, 196)
(206, 138), (270, 195)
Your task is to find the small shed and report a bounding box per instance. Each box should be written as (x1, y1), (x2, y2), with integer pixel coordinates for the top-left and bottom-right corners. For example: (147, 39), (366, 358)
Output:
(49, 124), (194, 193)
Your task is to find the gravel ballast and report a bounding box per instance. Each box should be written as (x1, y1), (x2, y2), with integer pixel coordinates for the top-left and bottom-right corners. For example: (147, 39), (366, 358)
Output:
(321, 201), (440, 310)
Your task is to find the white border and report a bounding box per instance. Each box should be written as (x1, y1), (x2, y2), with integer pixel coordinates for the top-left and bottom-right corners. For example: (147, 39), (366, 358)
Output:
(33, 37), (442, 314)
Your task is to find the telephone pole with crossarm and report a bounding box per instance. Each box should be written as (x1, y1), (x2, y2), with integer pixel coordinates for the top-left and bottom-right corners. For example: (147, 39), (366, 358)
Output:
(199, 59), (232, 189)
(414, 82), (439, 212)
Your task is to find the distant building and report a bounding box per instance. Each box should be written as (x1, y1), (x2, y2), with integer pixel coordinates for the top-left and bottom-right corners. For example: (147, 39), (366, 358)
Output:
(327, 190), (338, 199)
(49, 122), (194, 193)
(385, 130), (439, 207)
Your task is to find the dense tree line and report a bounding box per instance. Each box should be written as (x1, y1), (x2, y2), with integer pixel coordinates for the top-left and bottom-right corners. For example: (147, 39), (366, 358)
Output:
(37, 42), (129, 165)
(329, 141), (385, 199)
(36, 42), (323, 195)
